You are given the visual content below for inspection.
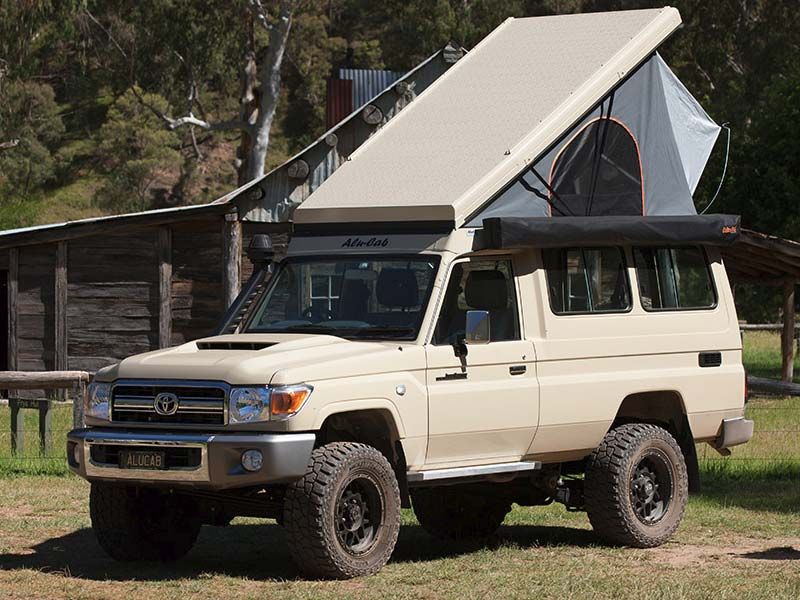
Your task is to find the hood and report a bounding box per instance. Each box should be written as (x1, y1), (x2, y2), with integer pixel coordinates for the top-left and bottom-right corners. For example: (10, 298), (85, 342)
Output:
(100, 333), (423, 385)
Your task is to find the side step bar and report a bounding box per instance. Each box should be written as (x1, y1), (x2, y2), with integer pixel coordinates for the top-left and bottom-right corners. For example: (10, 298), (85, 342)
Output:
(407, 460), (541, 484)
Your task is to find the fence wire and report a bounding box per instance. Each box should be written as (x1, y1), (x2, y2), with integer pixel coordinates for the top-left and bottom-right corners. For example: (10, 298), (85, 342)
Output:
(1, 397), (798, 474)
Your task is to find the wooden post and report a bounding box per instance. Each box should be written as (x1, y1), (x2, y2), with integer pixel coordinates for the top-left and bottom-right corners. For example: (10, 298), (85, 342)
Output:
(8, 248), (17, 372)
(55, 241), (68, 371)
(74, 378), (86, 429)
(222, 211), (242, 310)
(38, 400), (53, 455)
(9, 398), (23, 456)
(158, 227), (172, 348)
(781, 279), (796, 382)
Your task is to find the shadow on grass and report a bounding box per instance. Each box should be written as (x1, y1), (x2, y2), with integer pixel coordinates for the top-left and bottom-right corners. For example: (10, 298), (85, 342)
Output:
(697, 462), (800, 515)
(738, 546), (800, 560)
(0, 522), (597, 581)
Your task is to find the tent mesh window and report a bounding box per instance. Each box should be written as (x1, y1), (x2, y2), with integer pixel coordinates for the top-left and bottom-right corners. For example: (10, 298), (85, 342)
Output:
(549, 117), (643, 217)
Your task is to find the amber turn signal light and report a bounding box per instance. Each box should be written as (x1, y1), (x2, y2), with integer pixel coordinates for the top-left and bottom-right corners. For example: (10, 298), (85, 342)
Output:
(270, 384), (313, 417)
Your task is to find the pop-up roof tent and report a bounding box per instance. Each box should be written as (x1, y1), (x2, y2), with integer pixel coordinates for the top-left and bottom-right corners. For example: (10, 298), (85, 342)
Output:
(293, 7), (740, 246)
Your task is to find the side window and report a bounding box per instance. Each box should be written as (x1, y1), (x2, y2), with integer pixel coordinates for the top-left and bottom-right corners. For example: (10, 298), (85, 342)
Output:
(433, 259), (520, 345)
(633, 247), (716, 310)
(543, 247), (630, 314)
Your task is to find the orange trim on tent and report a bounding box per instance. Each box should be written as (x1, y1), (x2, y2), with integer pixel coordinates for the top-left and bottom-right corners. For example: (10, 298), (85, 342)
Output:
(546, 116), (645, 217)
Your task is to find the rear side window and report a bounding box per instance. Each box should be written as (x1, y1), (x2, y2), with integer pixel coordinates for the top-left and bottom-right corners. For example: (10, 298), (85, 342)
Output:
(543, 248), (630, 314)
(633, 247), (716, 310)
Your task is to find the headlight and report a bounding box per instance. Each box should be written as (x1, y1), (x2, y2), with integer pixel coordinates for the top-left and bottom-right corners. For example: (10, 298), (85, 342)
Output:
(229, 387), (271, 424)
(270, 384), (313, 420)
(86, 382), (111, 420)
(228, 384), (313, 424)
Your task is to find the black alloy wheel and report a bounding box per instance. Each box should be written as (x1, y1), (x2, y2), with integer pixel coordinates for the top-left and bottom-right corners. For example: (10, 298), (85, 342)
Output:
(335, 476), (383, 554)
(630, 450), (673, 524)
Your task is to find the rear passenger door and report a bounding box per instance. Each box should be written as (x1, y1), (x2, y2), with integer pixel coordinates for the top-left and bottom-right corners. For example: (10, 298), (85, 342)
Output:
(424, 258), (538, 466)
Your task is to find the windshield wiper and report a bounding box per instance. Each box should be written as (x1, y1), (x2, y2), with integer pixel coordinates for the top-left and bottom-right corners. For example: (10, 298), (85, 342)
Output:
(270, 324), (341, 334)
(349, 326), (415, 338)
(256, 324), (416, 338)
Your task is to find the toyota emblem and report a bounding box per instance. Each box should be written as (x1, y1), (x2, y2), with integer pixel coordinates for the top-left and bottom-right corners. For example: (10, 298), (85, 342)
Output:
(153, 392), (179, 416)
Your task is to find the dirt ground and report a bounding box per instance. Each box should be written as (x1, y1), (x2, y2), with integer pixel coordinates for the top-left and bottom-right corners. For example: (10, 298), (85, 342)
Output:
(1, 475), (799, 600)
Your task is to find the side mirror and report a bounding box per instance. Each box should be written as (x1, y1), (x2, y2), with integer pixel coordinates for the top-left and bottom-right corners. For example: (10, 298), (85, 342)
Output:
(465, 310), (490, 345)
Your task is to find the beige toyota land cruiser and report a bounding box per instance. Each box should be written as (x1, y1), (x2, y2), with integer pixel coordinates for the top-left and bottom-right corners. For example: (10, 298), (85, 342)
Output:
(67, 7), (753, 580)
(68, 228), (752, 578)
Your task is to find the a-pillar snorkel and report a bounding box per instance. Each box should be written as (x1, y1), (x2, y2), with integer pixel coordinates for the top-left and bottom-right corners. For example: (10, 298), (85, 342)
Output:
(214, 234), (276, 335)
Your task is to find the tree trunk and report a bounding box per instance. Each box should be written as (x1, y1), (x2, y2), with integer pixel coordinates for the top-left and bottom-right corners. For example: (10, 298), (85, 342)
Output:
(244, 0), (293, 182)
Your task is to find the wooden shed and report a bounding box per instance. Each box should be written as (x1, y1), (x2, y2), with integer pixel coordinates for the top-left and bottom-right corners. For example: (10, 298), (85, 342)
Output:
(0, 46), (461, 375)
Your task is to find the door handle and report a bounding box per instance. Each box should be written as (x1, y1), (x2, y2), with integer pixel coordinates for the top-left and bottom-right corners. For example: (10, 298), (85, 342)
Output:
(509, 365), (527, 375)
(436, 372), (468, 382)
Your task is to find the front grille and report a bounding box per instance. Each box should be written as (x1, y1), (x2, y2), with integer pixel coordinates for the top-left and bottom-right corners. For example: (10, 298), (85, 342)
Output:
(90, 444), (202, 469)
(111, 383), (226, 425)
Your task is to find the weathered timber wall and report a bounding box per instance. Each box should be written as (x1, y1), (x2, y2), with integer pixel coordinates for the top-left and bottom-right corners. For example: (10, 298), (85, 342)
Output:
(171, 220), (224, 345)
(5, 214), (293, 374)
(17, 245), (56, 371)
(67, 231), (159, 371)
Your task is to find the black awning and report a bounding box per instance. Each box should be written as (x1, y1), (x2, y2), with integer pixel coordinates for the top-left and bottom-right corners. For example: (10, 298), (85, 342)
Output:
(482, 214), (741, 249)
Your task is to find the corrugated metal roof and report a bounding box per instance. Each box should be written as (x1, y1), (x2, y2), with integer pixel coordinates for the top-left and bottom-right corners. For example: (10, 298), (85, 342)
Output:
(294, 7), (682, 228)
(326, 78), (353, 129)
(339, 68), (404, 110)
(0, 201), (230, 247)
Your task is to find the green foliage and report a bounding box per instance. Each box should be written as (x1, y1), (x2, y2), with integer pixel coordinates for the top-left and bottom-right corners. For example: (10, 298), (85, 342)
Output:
(0, 0), (797, 315)
(93, 88), (181, 212)
(0, 80), (64, 198)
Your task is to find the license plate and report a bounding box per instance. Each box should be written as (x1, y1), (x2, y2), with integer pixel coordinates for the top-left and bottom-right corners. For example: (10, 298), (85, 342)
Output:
(119, 450), (166, 470)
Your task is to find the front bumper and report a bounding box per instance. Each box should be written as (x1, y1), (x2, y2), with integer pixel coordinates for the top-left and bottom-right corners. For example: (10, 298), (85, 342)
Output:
(714, 417), (754, 449)
(67, 428), (315, 490)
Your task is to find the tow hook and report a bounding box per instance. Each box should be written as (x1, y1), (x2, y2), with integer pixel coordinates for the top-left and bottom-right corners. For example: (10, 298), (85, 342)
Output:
(555, 478), (585, 512)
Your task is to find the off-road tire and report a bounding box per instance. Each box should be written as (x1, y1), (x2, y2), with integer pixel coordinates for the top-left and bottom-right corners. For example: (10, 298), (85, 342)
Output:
(585, 423), (688, 548)
(411, 486), (512, 541)
(283, 442), (401, 579)
(90, 483), (201, 562)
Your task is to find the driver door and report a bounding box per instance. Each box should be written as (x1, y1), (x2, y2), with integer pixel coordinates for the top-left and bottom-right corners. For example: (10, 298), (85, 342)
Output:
(425, 258), (538, 466)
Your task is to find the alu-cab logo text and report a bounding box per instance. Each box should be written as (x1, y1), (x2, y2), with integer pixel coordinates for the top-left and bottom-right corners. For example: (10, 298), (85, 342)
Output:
(341, 237), (389, 248)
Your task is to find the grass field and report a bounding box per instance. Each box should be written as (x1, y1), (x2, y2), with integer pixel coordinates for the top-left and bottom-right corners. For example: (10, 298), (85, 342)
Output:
(0, 332), (798, 598)
(741, 329), (800, 382)
(0, 470), (798, 600)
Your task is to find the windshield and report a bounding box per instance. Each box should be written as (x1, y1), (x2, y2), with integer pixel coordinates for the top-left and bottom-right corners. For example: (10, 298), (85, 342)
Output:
(245, 255), (440, 340)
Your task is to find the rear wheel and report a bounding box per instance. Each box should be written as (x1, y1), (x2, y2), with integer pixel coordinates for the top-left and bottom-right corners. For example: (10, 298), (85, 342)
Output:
(584, 423), (688, 548)
(283, 442), (401, 579)
(411, 486), (512, 541)
(90, 483), (201, 561)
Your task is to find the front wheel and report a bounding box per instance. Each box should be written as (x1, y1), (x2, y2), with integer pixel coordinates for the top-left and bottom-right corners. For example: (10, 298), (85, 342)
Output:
(90, 484), (201, 561)
(283, 442), (401, 579)
(584, 423), (688, 548)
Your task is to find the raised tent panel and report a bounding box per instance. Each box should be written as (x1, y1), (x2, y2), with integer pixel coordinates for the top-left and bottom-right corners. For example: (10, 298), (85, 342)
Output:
(294, 8), (683, 228)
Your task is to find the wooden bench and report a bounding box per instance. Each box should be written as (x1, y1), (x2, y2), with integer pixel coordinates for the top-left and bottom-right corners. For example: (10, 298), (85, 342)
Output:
(1, 371), (91, 456)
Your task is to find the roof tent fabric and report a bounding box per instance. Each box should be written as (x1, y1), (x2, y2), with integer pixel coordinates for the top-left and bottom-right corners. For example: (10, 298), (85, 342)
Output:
(482, 215), (741, 249)
(468, 54), (721, 224)
(294, 8), (683, 228)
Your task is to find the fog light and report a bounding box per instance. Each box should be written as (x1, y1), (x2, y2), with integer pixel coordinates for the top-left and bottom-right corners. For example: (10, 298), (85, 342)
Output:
(71, 443), (81, 466)
(241, 449), (263, 472)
